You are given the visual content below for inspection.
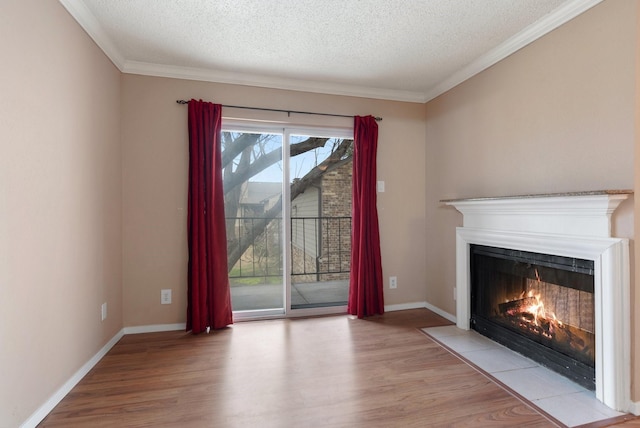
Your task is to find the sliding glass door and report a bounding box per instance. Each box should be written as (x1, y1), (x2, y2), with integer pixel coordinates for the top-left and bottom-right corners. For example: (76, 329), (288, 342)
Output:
(222, 125), (352, 318)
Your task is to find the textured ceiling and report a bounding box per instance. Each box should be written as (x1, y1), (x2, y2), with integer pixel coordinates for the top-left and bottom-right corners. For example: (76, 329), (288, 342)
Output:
(59, 0), (602, 102)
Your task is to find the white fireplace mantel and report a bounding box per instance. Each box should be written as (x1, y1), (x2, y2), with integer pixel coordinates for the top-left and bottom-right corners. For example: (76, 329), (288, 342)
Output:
(442, 190), (631, 237)
(443, 190), (632, 412)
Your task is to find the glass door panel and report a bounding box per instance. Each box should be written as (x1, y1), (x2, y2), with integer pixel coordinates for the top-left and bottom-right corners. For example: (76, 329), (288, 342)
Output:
(222, 131), (284, 313)
(289, 134), (352, 309)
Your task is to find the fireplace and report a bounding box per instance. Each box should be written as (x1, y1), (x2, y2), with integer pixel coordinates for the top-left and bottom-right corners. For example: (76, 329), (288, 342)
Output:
(470, 244), (595, 389)
(444, 191), (631, 411)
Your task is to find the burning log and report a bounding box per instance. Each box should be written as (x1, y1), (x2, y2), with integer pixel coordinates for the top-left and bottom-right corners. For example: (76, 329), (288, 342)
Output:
(498, 296), (537, 316)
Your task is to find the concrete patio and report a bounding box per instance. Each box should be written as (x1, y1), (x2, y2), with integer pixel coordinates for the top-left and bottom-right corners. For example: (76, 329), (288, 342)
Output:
(230, 279), (349, 311)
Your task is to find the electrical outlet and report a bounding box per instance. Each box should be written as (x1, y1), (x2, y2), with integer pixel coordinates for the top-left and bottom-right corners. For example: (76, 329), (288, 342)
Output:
(161, 289), (172, 305)
(101, 302), (107, 321)
(389, 276), (397, 289)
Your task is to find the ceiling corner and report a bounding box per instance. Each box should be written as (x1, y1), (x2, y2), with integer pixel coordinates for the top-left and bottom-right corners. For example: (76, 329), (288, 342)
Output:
(58, 0), (125, 70)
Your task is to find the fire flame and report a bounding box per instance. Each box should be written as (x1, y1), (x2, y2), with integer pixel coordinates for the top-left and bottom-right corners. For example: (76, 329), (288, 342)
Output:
(521, 290), (563, 328)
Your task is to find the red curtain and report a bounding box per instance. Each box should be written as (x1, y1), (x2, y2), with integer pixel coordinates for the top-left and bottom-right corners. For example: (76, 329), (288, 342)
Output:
(186, 99), (233, 333)
(348, 115), (384, 318)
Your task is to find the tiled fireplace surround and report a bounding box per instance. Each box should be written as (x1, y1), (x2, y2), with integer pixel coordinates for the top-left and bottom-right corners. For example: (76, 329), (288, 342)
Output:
(443, 191), (632, 413)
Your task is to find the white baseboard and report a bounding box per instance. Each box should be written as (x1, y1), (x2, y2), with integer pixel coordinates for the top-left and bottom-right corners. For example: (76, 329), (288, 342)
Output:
(627, 400), (640, 415)
(20, 328), (125, 428)
(384, 301), (457, 324)
(424, 301), (457, 323)
(123, 323), (186, 334)
(384, 301), (427, 312)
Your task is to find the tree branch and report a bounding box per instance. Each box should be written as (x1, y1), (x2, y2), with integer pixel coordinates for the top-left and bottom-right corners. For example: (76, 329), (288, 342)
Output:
(222, 133), (259, 169)
(223, 137), (330, 194)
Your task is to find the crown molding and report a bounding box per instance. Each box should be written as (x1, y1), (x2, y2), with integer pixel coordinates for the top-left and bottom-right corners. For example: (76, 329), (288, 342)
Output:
(423, 0), (603, 102)
(59, 0), (603, 104)
(122, 60), (426, 103)
(58, 0), (125, 69)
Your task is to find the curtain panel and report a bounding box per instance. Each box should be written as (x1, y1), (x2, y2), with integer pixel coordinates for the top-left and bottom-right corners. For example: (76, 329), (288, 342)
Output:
(347, 115), (384, 317)
(186, 99), (233, 333)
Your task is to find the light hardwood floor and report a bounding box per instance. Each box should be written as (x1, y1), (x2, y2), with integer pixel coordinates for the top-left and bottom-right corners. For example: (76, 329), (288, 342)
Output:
(39, 309), (638, 427)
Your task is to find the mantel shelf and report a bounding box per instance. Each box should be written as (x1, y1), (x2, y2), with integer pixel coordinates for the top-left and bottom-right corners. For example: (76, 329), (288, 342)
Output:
(440, 189), (632, 204)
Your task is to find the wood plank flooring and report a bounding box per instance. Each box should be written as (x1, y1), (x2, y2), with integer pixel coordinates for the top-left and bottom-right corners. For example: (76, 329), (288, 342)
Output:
(38, 309), (637, 427)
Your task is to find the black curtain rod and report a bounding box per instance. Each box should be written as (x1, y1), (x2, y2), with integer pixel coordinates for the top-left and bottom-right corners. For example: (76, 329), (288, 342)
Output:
(176, 100), (382, 122)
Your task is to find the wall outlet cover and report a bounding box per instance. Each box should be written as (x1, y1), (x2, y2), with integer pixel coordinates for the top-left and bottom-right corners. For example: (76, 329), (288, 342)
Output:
(161, 289), (172, 304)
(389, 276), (397, 289)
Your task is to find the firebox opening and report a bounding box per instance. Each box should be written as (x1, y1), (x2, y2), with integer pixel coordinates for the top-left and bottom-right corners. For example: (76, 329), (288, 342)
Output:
(470, 244), (595, 390)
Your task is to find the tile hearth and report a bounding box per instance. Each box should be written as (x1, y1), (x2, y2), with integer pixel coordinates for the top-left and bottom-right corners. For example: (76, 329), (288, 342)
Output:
(422, 325), (625, 427)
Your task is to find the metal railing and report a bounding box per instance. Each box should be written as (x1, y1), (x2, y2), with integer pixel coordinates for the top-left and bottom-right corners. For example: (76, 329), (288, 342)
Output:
(227, 216), (351, 279)
(291, 216), (351, 278)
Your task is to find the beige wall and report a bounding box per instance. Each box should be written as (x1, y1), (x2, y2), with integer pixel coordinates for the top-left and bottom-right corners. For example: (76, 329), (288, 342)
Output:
(0, 1), (122, 426)
(121, 75), (427, 326)
(425, 0), (638, 399)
